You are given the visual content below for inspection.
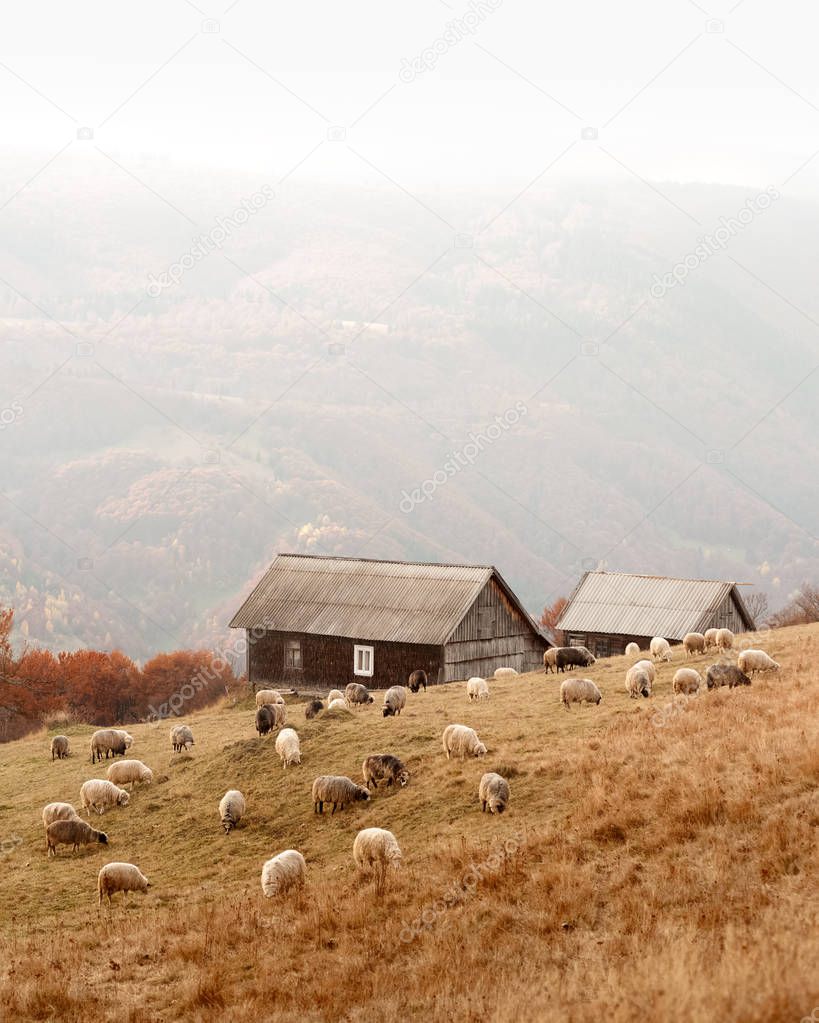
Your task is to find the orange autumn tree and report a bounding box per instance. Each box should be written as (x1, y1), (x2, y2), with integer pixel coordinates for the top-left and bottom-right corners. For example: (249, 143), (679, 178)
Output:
(540, 596), (568, 644)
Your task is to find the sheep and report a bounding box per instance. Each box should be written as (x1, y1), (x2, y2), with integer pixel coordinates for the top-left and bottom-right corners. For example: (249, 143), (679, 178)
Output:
(106, 760), (153, 789)
(683, 632), (706, 657)
(115, 730), (134, 749)
(466, 676), (490, 701)
(51, 735), (70, 761)
(255, 689), (284, 708)
(650, 637), (672, 662)
(737, 649), (780, 675)
(493, 666), (519, 679)
(560, 677), (602, 709)
(170, 725), (194, 752)
(312, 775), (370, 815)
(382, 685), (407, 717)
(98, 862), (151, 905)
(42, 802), (81, 828)
(261, 850), (307, 897)
(479, 772), (510, 814)
(345, 683), (374, 708)
(704, 628), (720, 650)
(543, 648), (558, 673)
(706, 664), (751, 690)
(625, 665), (652, 699)
(362, 754), (409, 790)
(80, 779), (130, 816)
(556, 647), (596, 673)
(408, 669), (427, 693)
(633, 659), (657, 683)
(672, 668), (702, 696)
(327, 689), (345, 704)
(305, 699), (324, 720)
(717, 628), (734, 652)
(353, 828), (402, 876)
(442, 724), (487, 760)
(624, 642), (640, 658)
(46, 818), (108, 856)
(275, 728), (301, 767)
(256, 705), (275, 736)
(219, 789), (246, 833)
(326, 698), (349, 712)
(90, 729), (128, 764)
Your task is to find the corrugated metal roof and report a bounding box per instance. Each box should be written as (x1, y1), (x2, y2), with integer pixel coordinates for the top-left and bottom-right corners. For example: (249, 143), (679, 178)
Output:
(229, 554), (506, 645)
(556, 571), (753, 640)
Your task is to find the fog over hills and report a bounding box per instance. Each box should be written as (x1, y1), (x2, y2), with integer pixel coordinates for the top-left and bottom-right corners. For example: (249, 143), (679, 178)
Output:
(1, 154), (817, 659)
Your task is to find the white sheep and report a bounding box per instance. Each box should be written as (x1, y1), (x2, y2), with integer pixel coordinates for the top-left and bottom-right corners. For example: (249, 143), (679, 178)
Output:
(275, 728), (301, 767)
(98, 862), (151, 905)
(683, 632), (706, 656)
(560, 677), (602, 709)
(42, 802), (81, 828)
(80, 779), (130, 816)
(345, 683), (374, 708)
(479, 772), (510, 814)
(326, 698), (349, 712)
(170, 725), (195, 752)
(106, 760), (153, 789)
(493, 667), (518, 679)
(633, 659), (657, 683)
(382, 686), (407, 717)
(625, 665), (652, 699)
(327, 689), (345, 704)
(650, 637), (672, 662)
(219, 790), (246, 833)
(442, 724), (487, 760)
(311, 776), (370, 814)
(703, 628), (720, 650)
(261, 850), (307, 897)
(624, 642), (640, 658)
(89, 728), (128, 764)
(717, 628), (734, 651)
(50, 735), (70, 761)
(115, 730), (134, 749)
(737, 649), (780, 675)
(672, 668), (702, 695)
(466, 676), (490, 701)
(543, 648), (558, 674)
(353, 828), (402, 876)
(256, 689), (284, 708)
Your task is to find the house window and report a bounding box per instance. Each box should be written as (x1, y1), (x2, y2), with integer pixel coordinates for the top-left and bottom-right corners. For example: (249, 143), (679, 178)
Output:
(285, 640), (302, 669)
(354, 644), (374, 677)
(595, 638), (610, 658)
(567, 633), (586, 647)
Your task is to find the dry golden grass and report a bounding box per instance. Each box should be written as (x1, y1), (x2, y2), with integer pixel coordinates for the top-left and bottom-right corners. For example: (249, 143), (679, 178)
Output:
(0, 624), (817, 1022)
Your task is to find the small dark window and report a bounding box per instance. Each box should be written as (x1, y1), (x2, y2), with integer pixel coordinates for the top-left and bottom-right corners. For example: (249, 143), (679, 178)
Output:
(595, 638), (610, 658)
(285, 640), (302, 669)
(567, 633), (586, 647)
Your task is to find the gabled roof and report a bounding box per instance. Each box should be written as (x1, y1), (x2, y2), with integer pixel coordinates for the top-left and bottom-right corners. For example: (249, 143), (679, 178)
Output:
(229, 554), (547, 646)
(556, 571), (755, 640)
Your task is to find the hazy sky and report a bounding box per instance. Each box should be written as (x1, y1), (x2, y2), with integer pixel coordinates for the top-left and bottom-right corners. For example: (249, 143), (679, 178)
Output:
(3, 0), (819, 192)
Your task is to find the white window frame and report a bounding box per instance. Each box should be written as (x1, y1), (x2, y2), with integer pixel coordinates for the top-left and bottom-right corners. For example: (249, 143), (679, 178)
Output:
(354, 644), (374, 677)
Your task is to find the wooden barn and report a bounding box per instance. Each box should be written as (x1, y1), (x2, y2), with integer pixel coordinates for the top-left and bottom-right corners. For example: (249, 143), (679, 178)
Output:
(556, 571), (755, 658)
(229, 554), (550, 689)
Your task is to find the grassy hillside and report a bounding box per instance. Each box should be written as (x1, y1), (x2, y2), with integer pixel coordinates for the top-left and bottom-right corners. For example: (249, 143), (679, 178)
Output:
(0, 623), (817, 1022)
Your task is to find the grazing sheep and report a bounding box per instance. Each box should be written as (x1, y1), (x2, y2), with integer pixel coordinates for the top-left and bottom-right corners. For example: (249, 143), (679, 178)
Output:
(683, 632), (706, 657)
(46, 818), (108, 856)
(255, 689), (284, 708)
(466, 676), (490, 701)
(717, 628), (735, 652)
(382, 685), (407, 717)
(170, 725), (195, 752)
(80, 779), (130, 816)
(219, 790), (246, 833)
(311, 776), (370, 815)
(326, 698), (349, 712)
(50, 735), (70, 761)
(560, 677), (602, 709)
(408, 669), (427, 693)
(706, 664), (751, 690)
(479, 772), (510, 814)
(673, 668), (702, 696)
(493, 666), (519, 679)
(261, 850), (307, 897)
(353, 828), (402, 875)
(275, 728), (301, 767)
(345, 683), (374, 708)
(650, 637), (672, 662)
(633, 659), (657, 683)
(90, 729), (127, 764)
(305, 699), (324, 720)
(704, 628), (720, 650)
(624, 642), (640, 658)
(737, 649), (780, 675)
(115, 730), (134, 749)
(42, 802), (81, 828)
(442, 724), (487, 760)
(327, 689), (345, 704)
(106, 760), (153, 789)
(543, 648), (558, 674)
(98, 862), (151, 905)
(556, 647), (596, 673)
(625, 665), (652, 699)
(362, 754), (409, 790)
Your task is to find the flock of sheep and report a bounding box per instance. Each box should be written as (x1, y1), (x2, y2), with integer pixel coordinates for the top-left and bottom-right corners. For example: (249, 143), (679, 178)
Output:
(38, 631), (780, 906)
